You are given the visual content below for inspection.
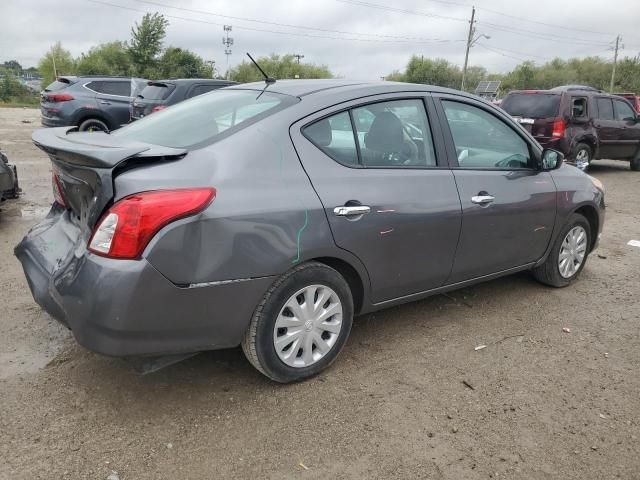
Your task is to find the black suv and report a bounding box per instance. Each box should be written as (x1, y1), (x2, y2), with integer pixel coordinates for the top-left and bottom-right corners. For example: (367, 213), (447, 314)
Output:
(41, 76), (148, 132)
(130, 79), (236, 120)
(501, 85), (640, 171)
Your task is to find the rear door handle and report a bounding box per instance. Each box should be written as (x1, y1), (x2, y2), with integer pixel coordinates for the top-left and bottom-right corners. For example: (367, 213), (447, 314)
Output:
(99, 100), (111, 105)
(334, 205), (371, 216)
(471, 194), (495, 205)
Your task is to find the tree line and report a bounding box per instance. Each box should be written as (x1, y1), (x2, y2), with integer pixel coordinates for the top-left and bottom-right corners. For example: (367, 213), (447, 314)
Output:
(2, 11), (640, 107)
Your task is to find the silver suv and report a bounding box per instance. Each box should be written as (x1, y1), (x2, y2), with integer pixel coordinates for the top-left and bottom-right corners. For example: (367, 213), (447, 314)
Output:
(40, 76), (147, 132)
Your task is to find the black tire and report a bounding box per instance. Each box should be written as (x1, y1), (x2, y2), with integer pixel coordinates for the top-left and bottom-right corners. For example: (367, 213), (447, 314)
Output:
(572, 143), (592, 171)
(241, 262), (354, 383)
(78, 118), (109, 132)
(532, 213), (591, 287)
(631, 155), (640, 171)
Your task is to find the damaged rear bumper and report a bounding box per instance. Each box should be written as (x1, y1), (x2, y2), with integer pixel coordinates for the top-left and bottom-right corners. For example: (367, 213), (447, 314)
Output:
(15, 208), (274, 357)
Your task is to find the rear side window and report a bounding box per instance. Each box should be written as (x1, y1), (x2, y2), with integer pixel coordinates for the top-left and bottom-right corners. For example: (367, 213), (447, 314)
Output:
(113, 89), (296, 149)
(188, 84), (222, 98)
(613, 99), (635, 121)
(303, 99), (437, 168)
(501, 93), (560, 118)
(140, 83), (175, 100)
(99, 81), (131, 96)
(597, 98), (614, 120)
(571, 97), (588, 119)
(303, 112), (359, 166)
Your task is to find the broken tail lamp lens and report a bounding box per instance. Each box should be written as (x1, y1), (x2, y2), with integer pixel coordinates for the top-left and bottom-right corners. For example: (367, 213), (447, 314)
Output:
(88, 188), (216, 259)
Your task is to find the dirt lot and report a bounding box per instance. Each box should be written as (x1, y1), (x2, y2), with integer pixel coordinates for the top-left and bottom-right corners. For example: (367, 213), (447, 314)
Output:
(0, 107), (639, 479)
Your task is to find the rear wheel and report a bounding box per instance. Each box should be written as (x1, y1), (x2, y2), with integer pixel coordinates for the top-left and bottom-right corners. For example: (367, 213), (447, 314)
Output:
(631, 155), (640, 171)
(241, 262), (354, 383)
(78, 118), (109, 132)
(533, 213), (591, 287)
(573, 143), (592, 171)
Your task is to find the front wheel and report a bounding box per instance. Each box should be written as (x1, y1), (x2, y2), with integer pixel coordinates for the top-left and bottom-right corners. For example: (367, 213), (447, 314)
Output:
(242, 262), (354, 383)
(631, 155), (640, 171)
(533, 213), (591, 287)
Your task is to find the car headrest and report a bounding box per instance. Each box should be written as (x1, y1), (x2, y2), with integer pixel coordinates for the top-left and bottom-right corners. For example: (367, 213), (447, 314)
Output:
(365, 111), (404, 152)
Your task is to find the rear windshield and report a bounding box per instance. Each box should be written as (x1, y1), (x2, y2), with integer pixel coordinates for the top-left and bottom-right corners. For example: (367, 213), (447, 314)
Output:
(138, 83), (175, 100)
(501, 93), (560, 118)
(113, 89), (298, 149)
(44, 79), (73, 92)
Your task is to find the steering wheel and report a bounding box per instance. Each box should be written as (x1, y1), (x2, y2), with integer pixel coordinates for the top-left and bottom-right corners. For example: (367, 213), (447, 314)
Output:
(495, 154), (527, 168)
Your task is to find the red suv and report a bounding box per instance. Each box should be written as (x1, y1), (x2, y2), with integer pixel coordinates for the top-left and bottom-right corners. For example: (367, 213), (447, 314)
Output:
(501, 85), (640, 171)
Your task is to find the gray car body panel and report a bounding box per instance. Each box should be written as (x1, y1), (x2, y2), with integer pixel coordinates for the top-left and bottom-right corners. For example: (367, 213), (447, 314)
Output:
(16, 80), (605, 358)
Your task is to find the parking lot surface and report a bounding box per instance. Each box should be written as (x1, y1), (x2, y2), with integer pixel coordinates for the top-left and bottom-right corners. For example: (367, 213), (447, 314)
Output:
(1, 107), (639, 479)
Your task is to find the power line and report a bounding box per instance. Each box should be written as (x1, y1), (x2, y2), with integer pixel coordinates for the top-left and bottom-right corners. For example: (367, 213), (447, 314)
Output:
(476, 44), (549, 61)
(134, 0), (462, 43)
(86, 0), (465, 45)
(476, 43), (538, 63)
(337, 0), (612, 47)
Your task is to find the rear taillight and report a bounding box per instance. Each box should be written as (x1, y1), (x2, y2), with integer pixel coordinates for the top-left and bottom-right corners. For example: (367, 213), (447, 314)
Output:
(88, 188), (216, 259)
(47, 93), (74, 102)
(552, 118), (566, 138)
(52, 172), (67, 207)
(151, 105), (167, 113)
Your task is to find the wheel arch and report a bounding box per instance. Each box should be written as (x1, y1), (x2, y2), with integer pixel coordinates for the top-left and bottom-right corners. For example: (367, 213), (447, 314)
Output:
(310, 256), (365, 315)
(73, 109), (114, 130)
(574, 204), (599, 251)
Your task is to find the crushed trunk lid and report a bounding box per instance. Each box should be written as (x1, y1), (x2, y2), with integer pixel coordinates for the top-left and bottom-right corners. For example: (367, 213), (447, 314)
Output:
(33, 126), (187, 233)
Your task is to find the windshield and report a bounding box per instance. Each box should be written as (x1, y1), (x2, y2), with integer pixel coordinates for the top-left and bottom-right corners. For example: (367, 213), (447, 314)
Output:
(113, 89), (297, 149)
(501, 93), (560, 118)
(139, 83), (175, 100)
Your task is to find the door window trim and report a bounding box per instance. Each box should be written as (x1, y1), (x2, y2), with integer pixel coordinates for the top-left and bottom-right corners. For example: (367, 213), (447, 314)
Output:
(83, 81), (131, 98)
(433, 94), (541, 171)
(299, 94), (448, 170)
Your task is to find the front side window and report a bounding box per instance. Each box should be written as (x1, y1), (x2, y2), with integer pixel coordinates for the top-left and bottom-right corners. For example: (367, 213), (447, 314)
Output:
(303, 98), (437, 168)
(442, 100), (531, 169)
(113, 89), (296, 149)
(614, 99), (635, 121)
(597, 98), (614, 120)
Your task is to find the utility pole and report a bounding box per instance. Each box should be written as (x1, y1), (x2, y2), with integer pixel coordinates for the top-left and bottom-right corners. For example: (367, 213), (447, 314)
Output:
(461, 6), (476, 92)
(609, 35), (621, 93)
(293, 54), (305, 64)
(51, 46), (58, 79)
(222, 25), (234, 80)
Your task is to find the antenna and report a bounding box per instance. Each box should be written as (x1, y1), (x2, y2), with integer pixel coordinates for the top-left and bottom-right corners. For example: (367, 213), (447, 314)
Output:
(246, 53), (276, 84)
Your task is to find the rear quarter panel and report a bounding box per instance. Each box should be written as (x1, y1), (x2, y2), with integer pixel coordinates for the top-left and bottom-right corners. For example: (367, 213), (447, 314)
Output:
(113, 116), (361, 287)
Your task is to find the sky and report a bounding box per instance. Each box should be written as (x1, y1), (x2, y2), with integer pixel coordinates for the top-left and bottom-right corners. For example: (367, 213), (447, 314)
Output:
(1, 0), (640, 80)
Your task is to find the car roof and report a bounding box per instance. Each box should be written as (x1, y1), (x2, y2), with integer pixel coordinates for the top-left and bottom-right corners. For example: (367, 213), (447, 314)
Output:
(225, 79), (466, 98)
(151, 79), (238, 86)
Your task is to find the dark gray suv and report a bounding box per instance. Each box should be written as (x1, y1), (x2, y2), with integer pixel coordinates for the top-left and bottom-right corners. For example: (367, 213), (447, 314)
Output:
(17, 80), (605, 383)
(41, 76), (147, 132)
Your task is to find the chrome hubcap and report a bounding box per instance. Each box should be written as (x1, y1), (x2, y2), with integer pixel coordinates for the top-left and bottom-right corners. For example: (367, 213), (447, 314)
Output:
(273, 285), (343, 368)
(558, 226), (588, 278)
(575, 149), (590, 171)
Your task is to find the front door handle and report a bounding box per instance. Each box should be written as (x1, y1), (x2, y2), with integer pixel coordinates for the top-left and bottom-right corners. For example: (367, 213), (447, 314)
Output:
(99, 100), (111, 105)
(334, 205), (371, 216)
(471, 194), (495, 205)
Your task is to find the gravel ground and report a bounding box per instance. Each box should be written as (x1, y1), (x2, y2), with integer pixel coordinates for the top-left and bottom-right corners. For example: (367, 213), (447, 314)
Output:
(1, 107), (639, 480)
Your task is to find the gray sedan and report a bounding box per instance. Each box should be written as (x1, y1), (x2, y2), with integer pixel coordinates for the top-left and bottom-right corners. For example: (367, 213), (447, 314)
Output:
(15, 80), (605, 382)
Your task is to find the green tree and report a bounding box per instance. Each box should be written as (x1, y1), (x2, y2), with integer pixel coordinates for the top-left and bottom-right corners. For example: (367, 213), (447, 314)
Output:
(0, 73), (36, 104)
(228, 54), (332, 82)
(128, 12), (169, 77)
(1, 60), (22, 76)
(76, 41), (132, 76)
(153, 47), (213, 79)
(37, 42), (76, 86)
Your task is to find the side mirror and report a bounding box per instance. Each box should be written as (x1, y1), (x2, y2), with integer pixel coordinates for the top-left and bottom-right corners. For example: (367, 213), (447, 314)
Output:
(541, 148), (564, 170)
